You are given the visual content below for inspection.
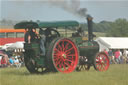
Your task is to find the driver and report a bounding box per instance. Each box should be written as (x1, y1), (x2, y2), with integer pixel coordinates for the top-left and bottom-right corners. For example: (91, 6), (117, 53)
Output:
(39, 28), (46, 56)
(77, 27), (85, 37)
(24, 28), (38, 43)
(45, 27), (52, 37)
(44, 28), (53, 44)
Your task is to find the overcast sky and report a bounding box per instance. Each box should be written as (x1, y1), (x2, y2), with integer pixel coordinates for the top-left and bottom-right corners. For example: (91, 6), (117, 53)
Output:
(0, 0), (128, 23)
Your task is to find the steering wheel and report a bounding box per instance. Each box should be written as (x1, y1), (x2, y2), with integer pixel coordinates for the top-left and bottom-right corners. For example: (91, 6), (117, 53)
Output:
(49, 29), (60, 38)
(45, 28), (60, 43)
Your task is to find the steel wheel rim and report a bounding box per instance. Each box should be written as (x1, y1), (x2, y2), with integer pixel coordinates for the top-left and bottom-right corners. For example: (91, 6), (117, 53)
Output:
(52, 39), (79, 73)
(95, 53), (109, 71)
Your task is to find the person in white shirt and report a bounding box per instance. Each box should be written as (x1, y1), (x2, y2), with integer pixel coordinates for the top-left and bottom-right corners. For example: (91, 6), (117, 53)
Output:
(0, 55), (2, 66)
(123, 49), (128, 64)
(14, 56), (21, 69)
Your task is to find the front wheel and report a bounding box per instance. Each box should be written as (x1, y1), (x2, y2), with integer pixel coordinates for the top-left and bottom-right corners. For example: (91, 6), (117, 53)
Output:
(93, 52), (109, 71)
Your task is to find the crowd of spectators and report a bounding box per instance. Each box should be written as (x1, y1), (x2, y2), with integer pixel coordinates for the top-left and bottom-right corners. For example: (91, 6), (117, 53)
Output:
(104, 49), (128, 64)
(0, 51), (24, 69)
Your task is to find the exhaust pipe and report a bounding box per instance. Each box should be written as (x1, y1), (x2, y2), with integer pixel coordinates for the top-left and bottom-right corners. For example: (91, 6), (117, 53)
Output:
(87, 15), (95, 41)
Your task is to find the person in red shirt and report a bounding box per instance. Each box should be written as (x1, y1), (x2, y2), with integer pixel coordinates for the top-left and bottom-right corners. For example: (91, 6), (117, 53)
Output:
(114, 49), (120, 64)
(104, 49), (108, 56)
(1, 56), (7, 67)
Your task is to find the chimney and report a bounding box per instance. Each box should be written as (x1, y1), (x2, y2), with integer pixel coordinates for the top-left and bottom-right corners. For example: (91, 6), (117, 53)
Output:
(87, 15), (95, 41)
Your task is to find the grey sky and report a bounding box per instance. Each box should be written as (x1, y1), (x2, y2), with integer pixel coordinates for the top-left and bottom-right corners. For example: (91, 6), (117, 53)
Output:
(0, 0), (128, 23)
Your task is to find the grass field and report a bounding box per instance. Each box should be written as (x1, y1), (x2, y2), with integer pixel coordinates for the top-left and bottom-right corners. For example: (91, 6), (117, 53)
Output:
(0, 64), (128, 85)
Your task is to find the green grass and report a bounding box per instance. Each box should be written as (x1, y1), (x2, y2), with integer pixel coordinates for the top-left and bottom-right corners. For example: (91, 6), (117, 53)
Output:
(0, 64), (128, 85)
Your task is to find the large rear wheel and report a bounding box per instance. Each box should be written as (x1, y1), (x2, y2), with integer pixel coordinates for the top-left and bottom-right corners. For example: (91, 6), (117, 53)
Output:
(47, 38), (79, 73)
(93, 52), (109, 71)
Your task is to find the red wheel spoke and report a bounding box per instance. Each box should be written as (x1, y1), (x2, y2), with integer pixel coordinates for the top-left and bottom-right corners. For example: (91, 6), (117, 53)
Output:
(54, 48), (61, 53)
(54, 56), (60, 61)
(62, 41), (65, 51)
(101, 64), (104, 70)
(66, 51), (71, 55)
(58, 60), (64, 69)
(96, 64), (100, 70)
(58, 43), (63, 51)
(98, 63), (105, 71)
(102, 64), (106, 70)
(54, 53), (61, 57)
(59, 63), (62, 69)
(66, 54), (75, 60)
(96, 63), (99, 66)
(99, 64), (102, 71)
(54, 52), (61, 58)
(62, 64), (66, 70)
(64, 62), (72, 68)
(54, 58), (60, 63)
(65, 42), (70, 51)
(65, 47), (74, 53)
(102, 66), (106, 71)
(65, 59), (74, 63)
(97, 63), (102, 70)
(55, 58), (62, 66)
(67, 56), (73, 60)
(66, 54), (75, 57)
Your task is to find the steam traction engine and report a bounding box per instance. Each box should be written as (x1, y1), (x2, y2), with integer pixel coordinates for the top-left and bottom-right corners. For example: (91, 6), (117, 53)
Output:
(14, 16), (109, 74)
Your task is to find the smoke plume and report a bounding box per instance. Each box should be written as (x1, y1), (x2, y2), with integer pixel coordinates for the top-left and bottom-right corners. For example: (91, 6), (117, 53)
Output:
(46, 0), (88, 18)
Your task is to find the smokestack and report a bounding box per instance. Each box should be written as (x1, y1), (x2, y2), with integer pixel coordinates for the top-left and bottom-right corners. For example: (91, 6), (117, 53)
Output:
(87, 15), (95, 41)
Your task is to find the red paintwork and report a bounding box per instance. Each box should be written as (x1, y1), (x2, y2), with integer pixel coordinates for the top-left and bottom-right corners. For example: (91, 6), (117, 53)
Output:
(95, 53), (109, 71)
(0, 29), (25, 46)
(53, 39), (79, 73)
(0, 38), (24, 45)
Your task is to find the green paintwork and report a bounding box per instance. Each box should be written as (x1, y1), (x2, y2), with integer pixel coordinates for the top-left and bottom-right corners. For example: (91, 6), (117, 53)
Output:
(24, 43), (40, 55)
(14, 21), (79, 29)
(72, 37), (99, 64)
(38, 21), (79, 28)
(24, 43), (46, 67)
(35, 57), (46, 67)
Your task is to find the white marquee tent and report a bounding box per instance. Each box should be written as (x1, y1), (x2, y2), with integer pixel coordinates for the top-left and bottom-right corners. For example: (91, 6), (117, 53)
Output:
(95, 37), (128, 51)
(6, 41), (24, 51)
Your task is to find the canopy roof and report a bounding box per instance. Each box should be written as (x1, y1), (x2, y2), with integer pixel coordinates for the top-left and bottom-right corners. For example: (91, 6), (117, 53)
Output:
(14, 21), (39, 29)
(96, 37), (128, 51)
(38, 21), (79, 28)
(14, 21), (79, 29)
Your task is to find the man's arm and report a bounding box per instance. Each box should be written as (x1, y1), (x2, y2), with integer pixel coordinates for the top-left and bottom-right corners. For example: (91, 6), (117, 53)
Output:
(28, 35), (31, 43)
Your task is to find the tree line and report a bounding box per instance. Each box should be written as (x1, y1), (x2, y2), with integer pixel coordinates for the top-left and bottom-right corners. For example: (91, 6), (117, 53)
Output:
(81, 18), (128, 37)
(0, 18), (128, 37)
